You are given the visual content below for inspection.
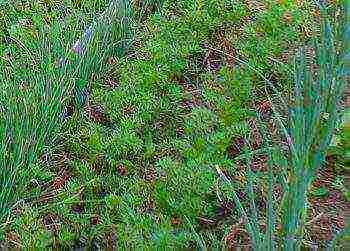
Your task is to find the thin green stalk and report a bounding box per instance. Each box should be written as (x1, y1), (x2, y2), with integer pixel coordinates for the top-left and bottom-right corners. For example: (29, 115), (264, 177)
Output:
(0, 0), (133, 224)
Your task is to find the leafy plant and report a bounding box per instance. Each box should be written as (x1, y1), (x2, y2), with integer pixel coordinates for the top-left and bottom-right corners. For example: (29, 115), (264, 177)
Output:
(1, 0), (346, 249)
(0, 0), (132, 223)
(217, 1), (349, 250)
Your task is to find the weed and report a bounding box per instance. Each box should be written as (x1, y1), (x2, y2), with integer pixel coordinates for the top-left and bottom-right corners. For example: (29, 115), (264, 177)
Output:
(216, 1), (349, 250)
(0, 0), (347, 249)
(0, 0), (132, 224)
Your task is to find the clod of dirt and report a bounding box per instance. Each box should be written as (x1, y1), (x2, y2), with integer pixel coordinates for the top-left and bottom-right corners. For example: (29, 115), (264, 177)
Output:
(224, 219), (251, 249)
(256, 100), (273, 120)
(250, 155), (268, 172)
(116, 164), (128, 176)
(51, 170), (70, 190)
(175, 127), (184, 138)
(227, 137), (246, 159)
(42, 213), (60, 231)
(85, 104), (110, 125)
(248, 119), (263, 150)
(62, 99), (76, 119)
(90, 215), (100, 225)
(202, 47), (223, 72)
(144, 166), (156, 183)
(104, 76), (119, 89)
(282, 11), (293, 24)
(72, 202), (85, 214)
(217, 201), (235, 218)
(139, 199), (156, 214)
(171, 216), (181, 227)
(4, 232), (21, 249)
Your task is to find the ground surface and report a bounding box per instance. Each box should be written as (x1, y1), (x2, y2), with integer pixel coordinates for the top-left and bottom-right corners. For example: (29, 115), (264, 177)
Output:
(0, 0), (348, 249)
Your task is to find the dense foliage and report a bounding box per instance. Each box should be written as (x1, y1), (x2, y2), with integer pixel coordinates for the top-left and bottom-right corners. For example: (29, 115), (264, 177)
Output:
(0, 0), (348, 249)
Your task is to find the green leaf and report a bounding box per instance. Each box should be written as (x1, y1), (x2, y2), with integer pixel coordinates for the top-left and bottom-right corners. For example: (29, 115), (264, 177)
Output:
(311, 186), (329, 198)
